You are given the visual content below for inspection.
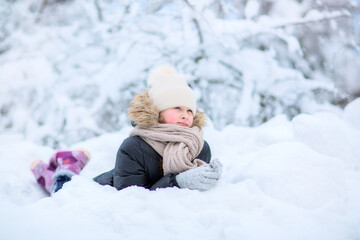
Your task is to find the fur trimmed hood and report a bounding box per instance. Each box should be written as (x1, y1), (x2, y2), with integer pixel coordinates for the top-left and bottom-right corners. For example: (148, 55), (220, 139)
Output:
(128, 91), (206, 128)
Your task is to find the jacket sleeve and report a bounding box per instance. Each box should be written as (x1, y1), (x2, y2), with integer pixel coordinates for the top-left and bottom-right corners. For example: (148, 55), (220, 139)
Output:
(112, 137), (151, 190)
(150, 140), (212, 190)
(149, 173), (178, 190)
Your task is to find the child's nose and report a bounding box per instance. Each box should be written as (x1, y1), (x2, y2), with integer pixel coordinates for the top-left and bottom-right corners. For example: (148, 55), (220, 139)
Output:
(181, 110), (188, 119)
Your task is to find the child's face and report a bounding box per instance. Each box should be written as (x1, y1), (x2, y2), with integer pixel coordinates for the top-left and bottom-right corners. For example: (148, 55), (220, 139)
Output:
(159, 106), (194, 127)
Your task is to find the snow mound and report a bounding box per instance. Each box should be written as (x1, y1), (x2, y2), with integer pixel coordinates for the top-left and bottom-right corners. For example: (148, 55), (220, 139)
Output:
(1, 104), (360, 239)
(344, 97), (360, 130)
(240, 142), (346, 209)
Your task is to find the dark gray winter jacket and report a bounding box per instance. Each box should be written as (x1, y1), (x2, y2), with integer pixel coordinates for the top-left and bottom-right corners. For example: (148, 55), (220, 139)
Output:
(93, 135), (211, 190)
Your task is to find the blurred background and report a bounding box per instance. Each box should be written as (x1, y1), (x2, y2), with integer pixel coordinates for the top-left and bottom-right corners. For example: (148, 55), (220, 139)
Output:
(0, 0), (359, 148)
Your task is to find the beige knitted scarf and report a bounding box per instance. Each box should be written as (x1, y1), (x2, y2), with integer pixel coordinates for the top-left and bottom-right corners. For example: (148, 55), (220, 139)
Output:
(130, 124), (206, 175)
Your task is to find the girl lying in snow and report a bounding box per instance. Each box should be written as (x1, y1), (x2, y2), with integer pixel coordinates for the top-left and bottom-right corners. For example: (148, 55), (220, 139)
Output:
(30, 65), (223, 195)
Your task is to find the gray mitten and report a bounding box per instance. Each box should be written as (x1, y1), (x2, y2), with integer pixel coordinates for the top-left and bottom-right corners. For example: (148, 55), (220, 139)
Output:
(176, 158), (223, 191)
(209, 158), (223, 176)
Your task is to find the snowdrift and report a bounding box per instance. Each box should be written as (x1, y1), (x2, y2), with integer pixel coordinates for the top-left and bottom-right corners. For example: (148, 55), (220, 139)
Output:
(0, 99), (359, 240)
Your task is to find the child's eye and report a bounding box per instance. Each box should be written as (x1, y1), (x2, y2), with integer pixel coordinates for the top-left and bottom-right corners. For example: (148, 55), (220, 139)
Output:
(187, 109), (193, 114)
(174, 107), (181, 110)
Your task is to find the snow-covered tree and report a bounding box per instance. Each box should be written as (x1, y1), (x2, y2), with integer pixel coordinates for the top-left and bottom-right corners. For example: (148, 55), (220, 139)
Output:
(0, 0), (358, 147)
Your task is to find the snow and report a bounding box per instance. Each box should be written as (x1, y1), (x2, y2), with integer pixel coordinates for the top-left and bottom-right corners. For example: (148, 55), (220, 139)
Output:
(344, 98), (360, 130)
(0, 1), (359, 239)
(244, 0), (260, 19)
(1, 98), (360, 240)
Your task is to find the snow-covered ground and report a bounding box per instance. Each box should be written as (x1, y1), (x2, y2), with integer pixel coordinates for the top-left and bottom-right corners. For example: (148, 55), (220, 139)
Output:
(1, 98), (359, 240)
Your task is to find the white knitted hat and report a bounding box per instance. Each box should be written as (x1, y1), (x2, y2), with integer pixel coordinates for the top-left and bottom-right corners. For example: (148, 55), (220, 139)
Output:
(148, 65), (197, 115)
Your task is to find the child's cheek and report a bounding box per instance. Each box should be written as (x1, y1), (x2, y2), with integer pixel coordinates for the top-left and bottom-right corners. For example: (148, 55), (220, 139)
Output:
(162, 111), (177, 124)
(167, 114), (178, 124)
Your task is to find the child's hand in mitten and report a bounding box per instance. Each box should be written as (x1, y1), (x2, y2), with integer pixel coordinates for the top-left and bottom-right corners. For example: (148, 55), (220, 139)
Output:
(176, 158), (222, 191)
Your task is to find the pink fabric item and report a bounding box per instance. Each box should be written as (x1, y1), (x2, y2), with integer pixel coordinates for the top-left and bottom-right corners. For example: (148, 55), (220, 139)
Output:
(31, 160), (55, 193)
(54, 150), (90, 175)
(31, 150), (90, 194)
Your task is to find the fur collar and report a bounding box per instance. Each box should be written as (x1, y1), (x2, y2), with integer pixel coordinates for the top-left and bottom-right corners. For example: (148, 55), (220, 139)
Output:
(128, 91), (206, 128)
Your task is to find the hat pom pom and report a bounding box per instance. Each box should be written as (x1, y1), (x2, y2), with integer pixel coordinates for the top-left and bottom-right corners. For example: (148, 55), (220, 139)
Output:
(148, 65), (178, 88)
(151, 65), (177, 75)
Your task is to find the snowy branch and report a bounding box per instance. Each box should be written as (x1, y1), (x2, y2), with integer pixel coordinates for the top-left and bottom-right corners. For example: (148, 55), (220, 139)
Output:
(268, 10), (352, 28)
(183, 0), (204, 45)
(35, 0), (48, 22)
(93, 0), (103, 22)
